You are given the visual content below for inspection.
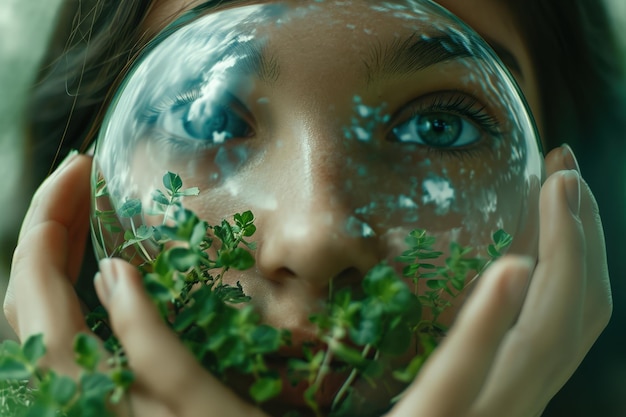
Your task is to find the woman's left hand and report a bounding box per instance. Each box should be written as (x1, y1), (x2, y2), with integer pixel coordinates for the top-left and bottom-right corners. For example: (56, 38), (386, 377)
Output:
(3, 153), (267, 417)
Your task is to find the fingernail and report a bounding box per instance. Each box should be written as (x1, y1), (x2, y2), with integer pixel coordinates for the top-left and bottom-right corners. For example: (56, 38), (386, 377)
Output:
(98, 258), (119, 302)
(563, 170), (581, 216)
(560, 144), (580, 172)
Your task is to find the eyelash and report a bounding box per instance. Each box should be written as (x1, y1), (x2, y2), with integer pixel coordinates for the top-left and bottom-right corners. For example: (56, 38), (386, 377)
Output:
(143, 89), (202, 122)
(142, 88), (254, 152)
(390, 91), (504, 158)
(142, 89), (502, 159)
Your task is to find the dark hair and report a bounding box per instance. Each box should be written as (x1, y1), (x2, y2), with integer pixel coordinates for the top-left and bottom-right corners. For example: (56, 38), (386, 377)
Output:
(28, 0), (152, 170)
(27, 1), (626, 416)
(501, 3), (626, 417)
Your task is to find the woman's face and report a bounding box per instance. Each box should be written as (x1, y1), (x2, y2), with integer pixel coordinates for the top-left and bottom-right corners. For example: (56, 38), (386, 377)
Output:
(93, 0), (543, 414)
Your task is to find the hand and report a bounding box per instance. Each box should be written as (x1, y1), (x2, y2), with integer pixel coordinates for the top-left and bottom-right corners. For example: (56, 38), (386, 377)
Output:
(3, 153), (266, 417)
(386, 144), (612, 417)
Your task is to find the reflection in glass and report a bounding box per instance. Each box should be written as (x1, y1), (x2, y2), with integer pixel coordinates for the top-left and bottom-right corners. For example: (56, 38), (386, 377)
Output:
(90, 1), (543, 415)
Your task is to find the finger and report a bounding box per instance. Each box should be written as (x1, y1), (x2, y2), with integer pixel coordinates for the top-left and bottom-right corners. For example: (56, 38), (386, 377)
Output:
(16, 152), (91, 282)
(577, 178), (611, 341)
(469, 170), (586, 417)
(3, 155), (92, 374)
(542, 145), (610, 345)
(98, 258), (267, 417)
(544, 143), (579, 176)
(389, 256), (533, 417)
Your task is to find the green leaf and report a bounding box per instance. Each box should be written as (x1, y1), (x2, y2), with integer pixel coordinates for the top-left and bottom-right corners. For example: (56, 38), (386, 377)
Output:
(189, 221), (208, 247)
(242, 224), (257, 237)
(350, 319), (381, 346)
(219, 248), (255, 270)
(121, 224), (154, 249)
(249, 376), (281, 403)
(1, 339), (25, 358)
(487, 244), (500, 258)
(426, 279), (447, 290)
(214, 282), (251, 304)
(167, 247), (201, 272)
(0, 357), (31, 380)
(24, 403), (57, 417)
(118, 199), (142, 218)
(235, 210), (254, 225)
(250, 325), (281, 354)
(49, 373), (78, 406)
(174, 186), (200, 197)
(493, 229), (513, 249)
(22, 334), (46, 365)
(74, 333), (101, 372)
(80, 371), (115, 398)
(144, 274), (174, 302)
(151, 189), (170, 205)
(362, 263), (398, 296)
(111, 368), (135, 389)
(135, 224), (153, 239)
(163, 172), (183, 193)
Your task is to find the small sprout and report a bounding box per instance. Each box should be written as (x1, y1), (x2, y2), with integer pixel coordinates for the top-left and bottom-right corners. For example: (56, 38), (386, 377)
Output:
(3, 171), (514, 416)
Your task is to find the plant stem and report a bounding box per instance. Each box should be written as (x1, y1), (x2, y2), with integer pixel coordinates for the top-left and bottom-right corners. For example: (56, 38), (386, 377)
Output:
(313, 346), (334, 389)
(162, 202), (173, 226)
(129, 218), (153, 263)
(96, 217), (110, 258)
(331, 344), (372, 411)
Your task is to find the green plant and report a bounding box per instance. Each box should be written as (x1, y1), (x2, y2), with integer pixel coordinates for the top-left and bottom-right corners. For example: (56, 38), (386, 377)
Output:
(0, 172), (512, 417)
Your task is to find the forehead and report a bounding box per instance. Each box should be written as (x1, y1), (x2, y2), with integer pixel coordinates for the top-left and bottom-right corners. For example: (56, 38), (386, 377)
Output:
(145, 1), (497, 73)
(147, 0), (519, 39)
(135, 1), (516, 108)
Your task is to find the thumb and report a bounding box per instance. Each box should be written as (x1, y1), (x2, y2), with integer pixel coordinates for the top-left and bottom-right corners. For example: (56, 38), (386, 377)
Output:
(95, 258), (264, 417)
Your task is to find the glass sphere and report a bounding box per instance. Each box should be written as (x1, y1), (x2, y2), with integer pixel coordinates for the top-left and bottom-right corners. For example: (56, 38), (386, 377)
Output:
(90, 1), (543, 415)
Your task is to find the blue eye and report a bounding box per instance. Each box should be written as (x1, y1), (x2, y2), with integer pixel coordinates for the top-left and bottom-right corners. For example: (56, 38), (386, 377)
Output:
(392, 111), (481, 148)
(156, 94), (253, 145)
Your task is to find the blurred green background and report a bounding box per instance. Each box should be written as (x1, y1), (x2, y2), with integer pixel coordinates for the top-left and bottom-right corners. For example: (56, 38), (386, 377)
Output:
(0, 0), (624, 416)
(0, 0), (64, 333)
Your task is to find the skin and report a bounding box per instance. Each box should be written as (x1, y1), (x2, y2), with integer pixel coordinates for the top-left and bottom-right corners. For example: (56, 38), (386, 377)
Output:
(3, 1), (612, 417)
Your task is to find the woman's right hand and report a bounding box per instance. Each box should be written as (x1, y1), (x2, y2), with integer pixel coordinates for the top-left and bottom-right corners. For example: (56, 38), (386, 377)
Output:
(3, 153), (267, 417)
(387, 144), (612, 417)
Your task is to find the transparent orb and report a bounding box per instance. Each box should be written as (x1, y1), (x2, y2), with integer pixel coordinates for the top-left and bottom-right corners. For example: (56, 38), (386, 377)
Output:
(91, 0), (543, 415)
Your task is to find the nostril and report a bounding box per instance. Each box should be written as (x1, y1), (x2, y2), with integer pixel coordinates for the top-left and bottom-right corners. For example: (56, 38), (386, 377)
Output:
(329, 266), (365, 298)
(267, 266), (297, 283)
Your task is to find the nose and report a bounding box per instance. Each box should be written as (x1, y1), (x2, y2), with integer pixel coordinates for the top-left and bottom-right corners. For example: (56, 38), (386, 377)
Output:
(254, 196), (383, 332)
(252, 121), (383, 303)
(257, 205), (382, 293)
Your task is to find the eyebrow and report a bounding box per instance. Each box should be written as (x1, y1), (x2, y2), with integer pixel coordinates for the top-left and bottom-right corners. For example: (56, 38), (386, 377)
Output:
(224, 39), (281, 84)
(483, 37), (524, 79)
(219, 30), (523, 86)
(363, 32), (526, 84)
(362, 33), (475, 83)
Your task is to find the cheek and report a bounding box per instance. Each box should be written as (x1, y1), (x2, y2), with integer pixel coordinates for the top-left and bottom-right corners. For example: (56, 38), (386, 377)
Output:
(516, 78), (544, 143)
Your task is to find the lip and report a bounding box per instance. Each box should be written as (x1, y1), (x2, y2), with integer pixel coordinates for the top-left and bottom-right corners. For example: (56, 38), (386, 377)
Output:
(267, 355), (350, 406)
(269, 332), (352, 407)
(223, 326), (412, 417)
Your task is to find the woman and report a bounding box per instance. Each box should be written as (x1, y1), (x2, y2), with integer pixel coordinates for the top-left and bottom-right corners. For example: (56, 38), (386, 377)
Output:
(4, 0), (623, 416)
